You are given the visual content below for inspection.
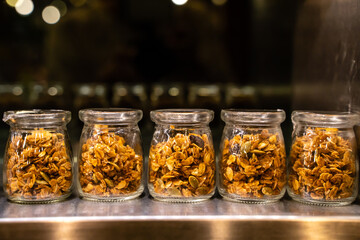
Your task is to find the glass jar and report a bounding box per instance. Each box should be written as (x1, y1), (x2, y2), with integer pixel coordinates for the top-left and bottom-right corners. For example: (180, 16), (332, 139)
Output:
(3, 110), (73, 203)
(77, 108), (144, 201)
(288, 111), (359, 206)
(148, 109), (216, 202)
(218, 109), (287, 203)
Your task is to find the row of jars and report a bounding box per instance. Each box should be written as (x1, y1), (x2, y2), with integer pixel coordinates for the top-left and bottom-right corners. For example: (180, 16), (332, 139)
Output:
(2, 109), (359, 206)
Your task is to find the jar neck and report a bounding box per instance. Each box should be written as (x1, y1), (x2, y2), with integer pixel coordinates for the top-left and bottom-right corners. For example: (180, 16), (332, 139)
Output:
(150, 109), (214, 125)
(155, 123), (210, 129)
(225, 123), (281, 128)
(292, 122), (356, 129)
(293, 124), (355, 132)
(292, 111), (359, 128)
(79, 108), (142, 124)
(9, 123), (67, 130)
(3, 109), (71, 127)
(221, 109), (285, 125)
(83, 122), (139, 128)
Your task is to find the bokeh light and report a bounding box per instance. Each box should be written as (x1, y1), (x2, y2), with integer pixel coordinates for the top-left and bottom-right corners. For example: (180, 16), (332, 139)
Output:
(42, 6), (61, 24)
(12, 86), (23, 96)
(80, 86), (91, 96)
(168, 87), (179, 97)
(6, 0), (19, 7)
(172, 0), (188, 6)
(70, 0), (86, 7)
(51, 0), (67, 17)
(95, 85), (105, 95)
(117, 87), (128, 97)
(212, 0), (227, 6)
(15, 0), (34, 16)
(48, 87), (58, 96)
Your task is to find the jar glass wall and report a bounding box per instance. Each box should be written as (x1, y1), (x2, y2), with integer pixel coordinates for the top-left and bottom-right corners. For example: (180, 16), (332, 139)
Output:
(77, 108), (144, 201)
(3, 109), (73, 203)
(288, 111), (359, 206)
(218, 109), (287, 203)
(148, 109), (215, 202)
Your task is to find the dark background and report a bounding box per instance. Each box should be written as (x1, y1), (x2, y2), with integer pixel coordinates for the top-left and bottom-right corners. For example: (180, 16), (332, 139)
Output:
(0, 0), (359, 155)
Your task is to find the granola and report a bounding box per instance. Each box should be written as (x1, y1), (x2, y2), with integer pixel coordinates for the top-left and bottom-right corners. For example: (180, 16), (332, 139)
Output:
(149, 130), (215, 197)
(220, 129), (286, 198)
(6, 129), (72, 200)
(79, 126), (143, 197)
(288, 127), (356, 200)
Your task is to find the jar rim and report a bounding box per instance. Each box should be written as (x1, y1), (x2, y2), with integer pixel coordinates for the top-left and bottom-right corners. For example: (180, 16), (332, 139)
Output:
(291, 110), (360, 126)
(3, 109), (71, 125)
(221, 109), (285, 125)
(79, 108), (143, 124)
(150, 109), (214, 124)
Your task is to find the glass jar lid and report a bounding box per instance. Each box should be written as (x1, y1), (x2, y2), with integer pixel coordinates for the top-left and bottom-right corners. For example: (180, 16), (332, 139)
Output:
(150, 109), (214, 124)
(3, 109), (71, 126)
(221, 109), (285, 125)
(292, 111), (360, 127)
(79, 108), (142, 124)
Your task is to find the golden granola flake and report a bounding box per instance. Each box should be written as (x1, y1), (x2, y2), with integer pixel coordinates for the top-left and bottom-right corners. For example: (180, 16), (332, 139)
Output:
(220, 129), (286, 198)
(6, 129), (72, 200)
(288, 127), (356, 200)
(79, 126), (142, 197)
(149, 129), (215, 197)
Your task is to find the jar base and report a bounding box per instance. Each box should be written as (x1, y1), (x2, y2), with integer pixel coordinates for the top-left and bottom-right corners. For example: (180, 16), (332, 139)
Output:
(80, 195), (140, 202)
(148, 185), (215, 203)
(218, 188), (284, 204)
(220, 194), (281, 204)
(79, 188), (144, 202)
(151, 196), (211, 203)
(7, 193), (71, 204)
(149, 190), (214, 203)
(288, 192), (355, 206)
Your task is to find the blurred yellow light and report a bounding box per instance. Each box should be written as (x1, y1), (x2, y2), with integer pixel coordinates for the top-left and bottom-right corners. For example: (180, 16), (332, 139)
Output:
(70, 0), (86, 7)
(51, 0), (67, 17)
(80, 86), (91, 96)
(15, 0), (33, 16)
(12, 86), (23, 96)
(172, 0), (188, 6)
(117, 88), (128, 97)
(168, 87), (179, 97)
(48, 87), (58, 96)
(6, 0), (20, 7)
(133, 85), (144, 95)
(42, 6), (61, 24)
(212, 0), (227, 6)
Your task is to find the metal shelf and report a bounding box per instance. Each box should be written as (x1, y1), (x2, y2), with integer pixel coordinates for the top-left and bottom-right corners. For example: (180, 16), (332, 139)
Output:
(0, 191), (359, 240)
